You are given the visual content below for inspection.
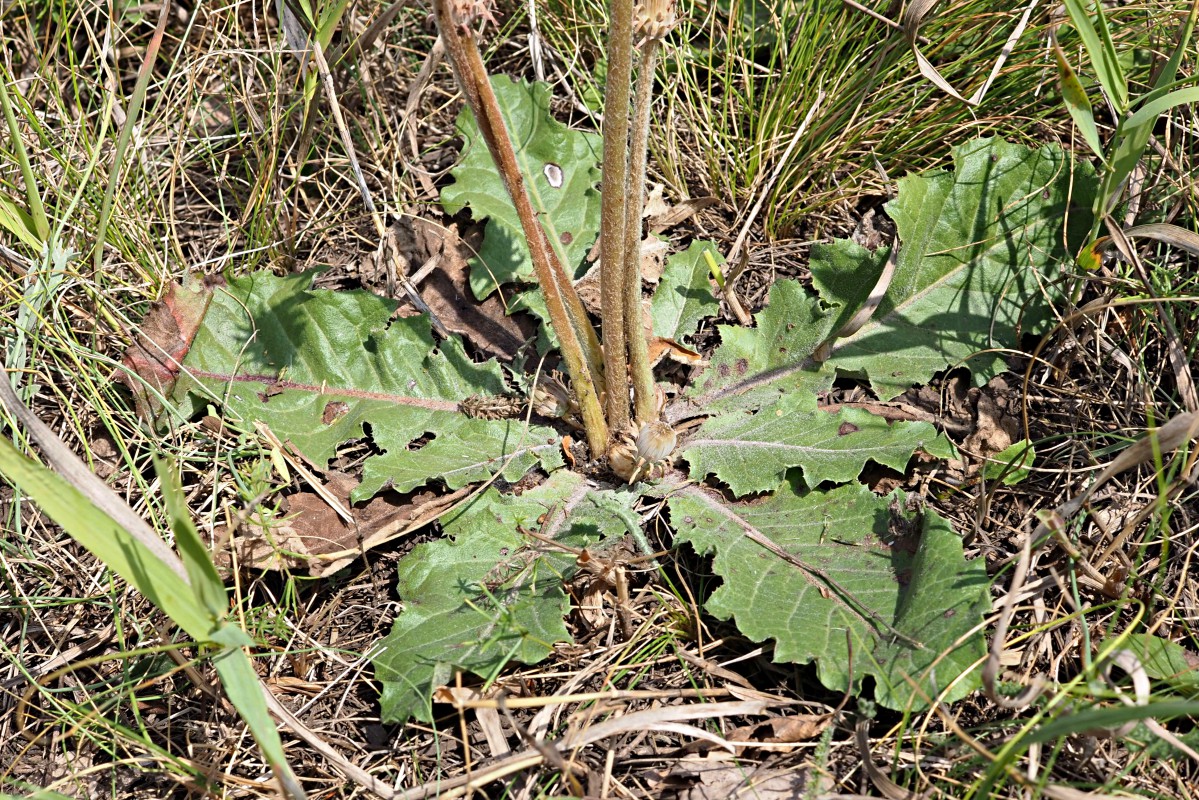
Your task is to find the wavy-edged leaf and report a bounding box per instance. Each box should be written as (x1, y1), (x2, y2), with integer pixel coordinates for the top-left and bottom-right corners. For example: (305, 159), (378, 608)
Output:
(163, 270), (561, 500)
(373, 471), (637, 723)
(683, 280), (838, 415)
(682, 396), (953, 496)
(812, 137), (1096, 399)
(670, 481), (989, 709)
(441, 76), (602, 299)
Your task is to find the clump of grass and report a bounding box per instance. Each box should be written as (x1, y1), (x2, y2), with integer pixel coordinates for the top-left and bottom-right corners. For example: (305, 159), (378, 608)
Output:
(538, 0), (1189, 243)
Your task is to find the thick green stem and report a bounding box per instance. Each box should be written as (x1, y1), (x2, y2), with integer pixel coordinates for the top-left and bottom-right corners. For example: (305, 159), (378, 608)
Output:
(432, 0), (608, 453)
(623, 39), (660, 424)
(600, 0), (635, 436)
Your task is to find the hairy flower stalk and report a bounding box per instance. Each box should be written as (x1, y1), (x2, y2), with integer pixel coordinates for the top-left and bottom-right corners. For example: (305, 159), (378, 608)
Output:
(624, 0), (676, 424)
(431, 0), (609, 453)
(599, 0), (636, 436)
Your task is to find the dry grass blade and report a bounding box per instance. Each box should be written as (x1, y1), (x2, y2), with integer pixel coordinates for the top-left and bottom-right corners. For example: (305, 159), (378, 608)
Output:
(968, 0), (1040, 105)
(854, 717), (927, 800)
(261, 688), (401, 799)
(309, 39), (450, 334)
(814, 235), (898, 362)
(388, 699), (777, 800)
(92, 0), (171, 278)
(726, 93), (825, 270)
(986, 409), (1199, 707)
(721, 92), (825, 327)
(1104, 220), (1198, 412)
(900, 0), (973, 105)
(1124, 222), (1199, 258)
(982, 528), (1045, 710)
(1101, 650), (1199, 763)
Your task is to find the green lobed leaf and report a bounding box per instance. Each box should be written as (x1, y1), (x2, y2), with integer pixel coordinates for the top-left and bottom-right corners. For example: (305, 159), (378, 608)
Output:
(172, 270), (562, 500)
(440, 76), (603, 299)
(651, 240), (721, 342)
(682, 395), (953, 496)
(812, 137), (1096, 399)
(373, 471), (638, 723)
(686, 279), (839, 412)
(670, 481), (989, 709)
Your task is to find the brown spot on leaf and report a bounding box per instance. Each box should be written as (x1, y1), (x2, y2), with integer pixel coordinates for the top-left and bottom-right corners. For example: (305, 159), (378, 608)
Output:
(735, 358), (749, 375)
(322, 401), (350, 424)
(838, 422), (860, 436)
(560, 231), (573, 245)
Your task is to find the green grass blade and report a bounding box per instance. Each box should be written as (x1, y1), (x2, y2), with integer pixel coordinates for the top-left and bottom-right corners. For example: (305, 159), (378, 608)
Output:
(316, 0), (351, 48)
(92, 2), (170, 276)
(212, 647), (308, 799)
(1090, 6), (1198, 222)
(1052, 39), (1105, 163)
(0, 194), (42, 248)
(0, 438), (217, 641)
(1030, 698), (1199, 743)
(1121, 87), (1199, 133)
(0, 74), (50, 242)
(1061, 0), (1128, 112)
(155, 456), (250, 646)
(1151, 1), (1199, 92)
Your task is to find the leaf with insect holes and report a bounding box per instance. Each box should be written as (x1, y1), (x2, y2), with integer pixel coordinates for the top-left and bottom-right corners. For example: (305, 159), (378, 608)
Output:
(681, 393), (954, 496)
(373, 471), (639, 723)
(441, 76), (603, 300)
(684, 279), (839, 414)
(670, 481), (989, 709)
(811, 137), (1096, 400)
(144, 269), (561, 501)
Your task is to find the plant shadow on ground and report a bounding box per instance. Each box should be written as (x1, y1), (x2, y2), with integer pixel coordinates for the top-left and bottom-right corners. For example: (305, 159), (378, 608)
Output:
(2, 0), (1199, 798)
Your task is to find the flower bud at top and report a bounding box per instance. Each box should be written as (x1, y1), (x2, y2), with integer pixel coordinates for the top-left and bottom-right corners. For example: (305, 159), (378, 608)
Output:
(633, 0), (677, 45)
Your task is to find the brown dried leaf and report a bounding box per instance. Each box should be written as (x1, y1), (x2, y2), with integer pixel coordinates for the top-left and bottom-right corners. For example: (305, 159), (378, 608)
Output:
(725, 714), (831, 751)
(653, 757), (812, 800)
(648, 336), (706, 369)
(119, 276), (221, 422)
(413, 218), (535, 360)
(215, 472), (452, 574)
